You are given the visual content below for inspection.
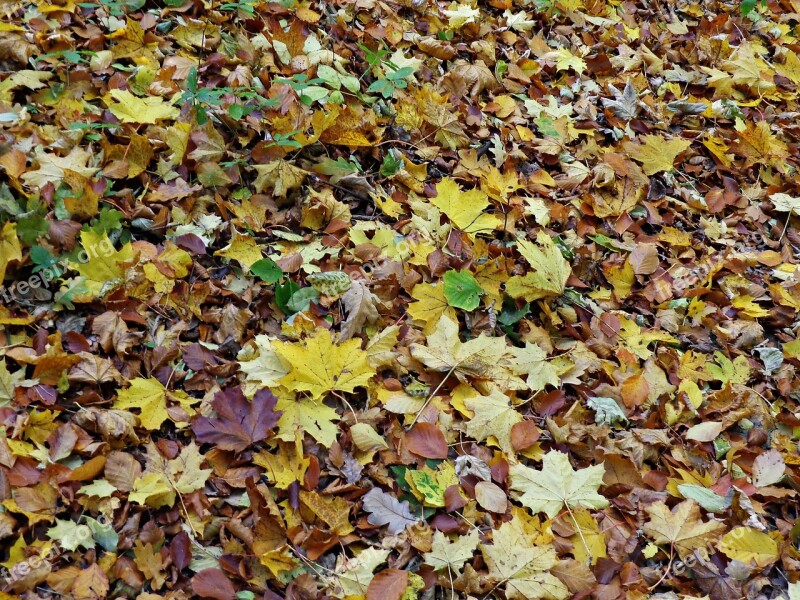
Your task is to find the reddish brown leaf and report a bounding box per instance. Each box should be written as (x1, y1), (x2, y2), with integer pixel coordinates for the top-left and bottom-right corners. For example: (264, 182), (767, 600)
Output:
(192, 387), (281, 452)
(192, 569), (237, 600)
(404, 422), (447, 459)
(366, 569), (408, 600)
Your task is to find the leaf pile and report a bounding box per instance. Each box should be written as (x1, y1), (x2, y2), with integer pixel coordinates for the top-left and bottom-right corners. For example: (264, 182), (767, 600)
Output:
(0, 0), (799, 599)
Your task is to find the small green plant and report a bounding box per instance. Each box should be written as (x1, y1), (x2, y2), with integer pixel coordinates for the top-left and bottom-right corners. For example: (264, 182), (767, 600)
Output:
(359, 44), (414, 99)
(179, 68), (229, 125)
(180, 68), (279, 125)
(31, 49), (96, 69)
(274, 73), (329, 106)
(68, 122), (120, 142)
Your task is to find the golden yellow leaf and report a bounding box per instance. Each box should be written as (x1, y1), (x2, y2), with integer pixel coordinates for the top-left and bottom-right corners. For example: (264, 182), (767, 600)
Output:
(732, 121), (789, 168)
(0, 222), (21, 283)
(113, 377), (169, 431)
(299, 491), (354, 535)
(717, 527), (780, 568)
(566, 506), (607, 565)
(70, 230), (134, 300)
(509, 451), (607, 518)
(274, 329), (373, 399)
(481, 517), (569, 600)
(643, 499), (725, 559)
(623, 135), (691, 175)
(214, 231), (263, 269)
(410, 314), (511, 382)
(407, 283), (457, 333)
(252, 160), (308, 197)
(505, 232), (571, 301)
(430, 178), (500, 238)
(104, 89), (179, 124)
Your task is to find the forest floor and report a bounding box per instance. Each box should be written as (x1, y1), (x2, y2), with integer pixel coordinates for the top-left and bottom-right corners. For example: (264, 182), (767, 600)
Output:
(0, 0), (799, 599)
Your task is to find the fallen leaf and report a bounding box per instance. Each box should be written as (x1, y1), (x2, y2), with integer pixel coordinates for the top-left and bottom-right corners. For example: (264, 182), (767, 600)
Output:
(509, 451), (608, 518)
(192, 387), (280, 452)
(362, 488), (420, 534)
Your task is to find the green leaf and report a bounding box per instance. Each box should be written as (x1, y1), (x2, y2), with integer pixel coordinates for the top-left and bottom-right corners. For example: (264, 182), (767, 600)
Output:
(380, 149), (404, 177)
(47, 519), (96, 551)
(677, 484), (729, 514)
(740, 0), (757, 16)
(443, 270), (483, 311)
(250, 257), (282, 284)
(286, 287), (319, 314)
(228, 103), (245, 120)
(316, 65), (341, 89)
(275, 280), (299, 314)
(85, 516), (120, 551)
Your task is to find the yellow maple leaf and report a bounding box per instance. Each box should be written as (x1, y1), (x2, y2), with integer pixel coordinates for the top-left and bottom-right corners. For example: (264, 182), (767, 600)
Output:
(71, 230), (134, 300)
(129, 472), (174, 508)
(551, 47), (586, 73)
(114, 377), (169, 430)
(722, 41), (775, 93)
(480, 517), (568, 600)
(463, 387), (522, 456)
(718, 527), (780, 568)
(252, 160), (308, 197)
(410, 314), (511, 382)
(732, 120), (789, 168)
(299, 491), (354, 535)
(407, 283), (457, 333)
(776, 50), (800, 84)
(0, 222), (21, 283)
(271, 399), (337, 464)
(21, 146), (98, 190)
(624, 135), (691, 175)
(509, 451), (607, 518)
(215, 231), (263, 269)
(505, 232), (571, 301)
(104, 89), (179, 124)
(254, 440), (310, 489)
(430, 178), (501, 238)
(273, 328), (373, 400)
(643, 499), (725, 560)
(565, 506), (607, 565)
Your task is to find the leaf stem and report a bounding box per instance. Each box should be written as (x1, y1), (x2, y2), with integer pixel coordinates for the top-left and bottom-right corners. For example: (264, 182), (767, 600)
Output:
(408, 365), (455, 429)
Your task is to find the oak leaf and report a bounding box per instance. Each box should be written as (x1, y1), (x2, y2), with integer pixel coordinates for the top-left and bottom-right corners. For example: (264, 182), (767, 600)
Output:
(362, 487), (420, 534)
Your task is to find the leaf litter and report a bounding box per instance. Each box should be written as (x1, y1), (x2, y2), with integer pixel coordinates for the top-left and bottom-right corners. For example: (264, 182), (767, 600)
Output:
(0, 0), (798, 599)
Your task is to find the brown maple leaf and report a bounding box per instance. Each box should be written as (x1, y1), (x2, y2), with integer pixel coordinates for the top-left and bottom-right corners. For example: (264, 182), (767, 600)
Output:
(192, 386), (281, 452)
